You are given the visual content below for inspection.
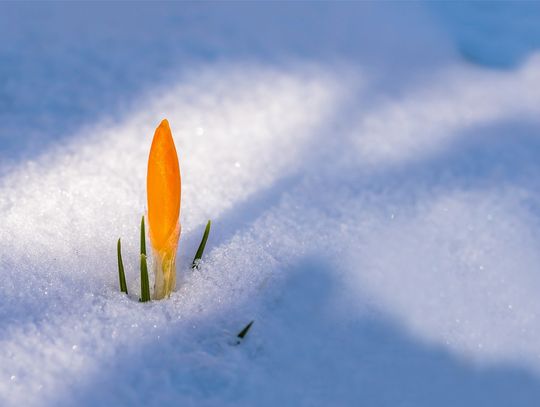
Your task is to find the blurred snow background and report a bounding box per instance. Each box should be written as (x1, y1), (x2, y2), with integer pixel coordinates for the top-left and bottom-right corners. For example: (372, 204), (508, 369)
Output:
(1, 2), (540, 406)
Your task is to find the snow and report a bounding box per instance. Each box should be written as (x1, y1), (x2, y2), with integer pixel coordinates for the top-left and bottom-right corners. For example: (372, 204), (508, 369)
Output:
(1, 2), (540, 406)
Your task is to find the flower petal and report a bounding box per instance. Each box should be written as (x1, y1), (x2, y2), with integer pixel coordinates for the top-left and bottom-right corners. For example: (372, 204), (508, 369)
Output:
(147, 119), (181, 253)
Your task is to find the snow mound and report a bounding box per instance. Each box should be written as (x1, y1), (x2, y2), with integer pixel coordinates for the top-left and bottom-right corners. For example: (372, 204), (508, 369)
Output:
(2, 3), (540, 407)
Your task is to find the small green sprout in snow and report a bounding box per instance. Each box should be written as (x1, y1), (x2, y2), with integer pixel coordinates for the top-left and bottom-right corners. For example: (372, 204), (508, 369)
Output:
(116, 217), (212, 301)
(139, 216), (151, 302)
(192, 220), (211, 269)
(117, 238), (128, 294)
(237, 320), (254, 341)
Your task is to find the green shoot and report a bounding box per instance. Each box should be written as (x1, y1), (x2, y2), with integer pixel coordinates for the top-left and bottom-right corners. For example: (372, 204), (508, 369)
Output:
(117, 238), (128, 294)
(140, 254), (151, 302)
(140, 216), (147, 256)
(237, 320), (254, 340)
(140, 216), (151, 302)
(192, 220), (211, 269)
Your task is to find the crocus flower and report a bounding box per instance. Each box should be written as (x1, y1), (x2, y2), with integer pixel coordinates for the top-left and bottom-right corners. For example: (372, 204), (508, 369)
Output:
(147, 119), (181, 299)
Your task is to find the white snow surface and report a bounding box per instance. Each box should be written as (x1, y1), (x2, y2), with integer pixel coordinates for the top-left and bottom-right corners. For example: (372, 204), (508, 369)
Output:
(1, 2), (540, 406)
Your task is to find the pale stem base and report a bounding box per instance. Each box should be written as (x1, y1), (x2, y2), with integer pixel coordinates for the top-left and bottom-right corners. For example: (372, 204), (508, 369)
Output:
(153, 250), (176, 300)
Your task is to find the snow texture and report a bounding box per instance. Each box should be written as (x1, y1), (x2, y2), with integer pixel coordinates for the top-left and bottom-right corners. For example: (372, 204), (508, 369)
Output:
(1, 2), (540, 406)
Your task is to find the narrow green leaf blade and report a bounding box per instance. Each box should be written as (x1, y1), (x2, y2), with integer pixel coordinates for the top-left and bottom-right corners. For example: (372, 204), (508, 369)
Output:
(192, 220), (211, 269)
(140, 253), (151, 302)
(140, 215), (147, 256)
(117, 238), (128, 294)
(139, 216), (150, 302)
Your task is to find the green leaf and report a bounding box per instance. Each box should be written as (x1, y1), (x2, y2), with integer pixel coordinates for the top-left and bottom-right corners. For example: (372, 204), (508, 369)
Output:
(192, 220), (211, 269)
(140, 216), (151, 302)
(117, 238), (128, 294)
(140, 216), (147, 256)
(140, 253), (151, 302)
(237, 320), (254, 339)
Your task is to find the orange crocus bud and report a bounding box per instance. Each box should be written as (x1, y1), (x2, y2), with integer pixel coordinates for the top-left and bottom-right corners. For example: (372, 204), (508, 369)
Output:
(147, 119), (181, 299)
